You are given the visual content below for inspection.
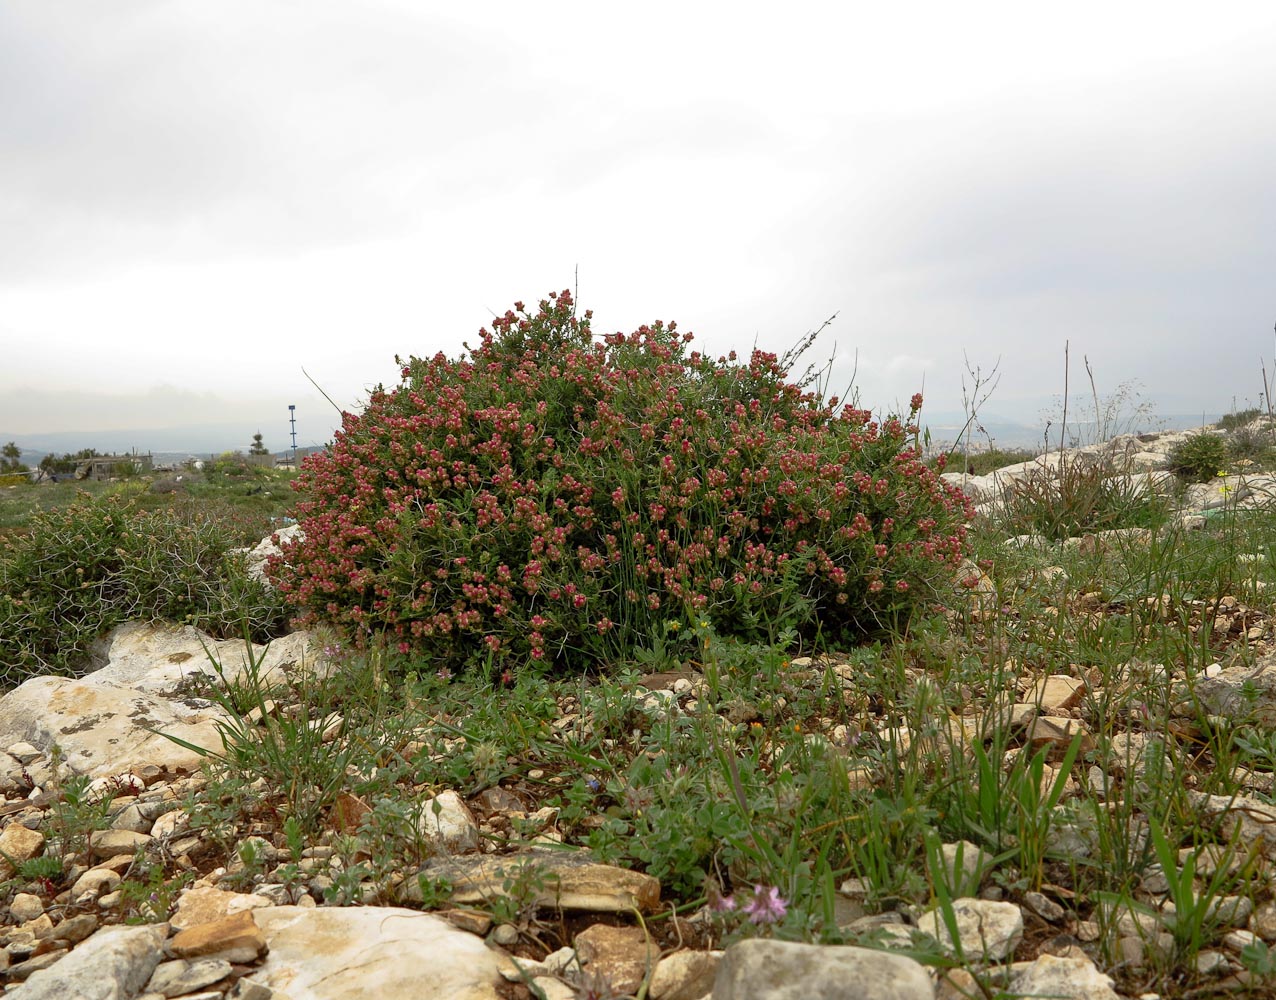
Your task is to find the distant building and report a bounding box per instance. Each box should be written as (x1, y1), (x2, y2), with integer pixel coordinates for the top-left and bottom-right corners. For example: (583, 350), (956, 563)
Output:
(76, 453), (154, 481)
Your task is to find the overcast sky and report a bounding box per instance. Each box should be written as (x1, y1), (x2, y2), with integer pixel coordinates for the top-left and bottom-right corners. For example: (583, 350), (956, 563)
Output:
(3, 1), (1274, 451)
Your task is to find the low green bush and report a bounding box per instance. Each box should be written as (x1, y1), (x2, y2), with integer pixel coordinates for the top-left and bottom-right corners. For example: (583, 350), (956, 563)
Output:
(1217, 408), (1263, 432)
(0, 492), (289, 686)
(1167, 432), (1231, 483)
(938, 447), (1038, 477)
(272, 291), (973, 675)
(1226, 424), (1276, 468)
(998, 457), (1171, 541)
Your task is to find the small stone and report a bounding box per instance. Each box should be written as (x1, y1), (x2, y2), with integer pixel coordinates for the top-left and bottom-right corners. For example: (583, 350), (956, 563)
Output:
(109, 802), (154, 834)
(169, 910), (268, 964)
(574, 924), (659, 996)
(172, 886), (274, 931)
(713, 939), (933, 1000)
(416, 790), (480, 853)
(1010, 954), (1121, 1000)
(6, 742), (40, 766)
(88, 828), (153, 860)
(10, 892), (44, 921)
(227, 979), (274, 1000)
(151, 809), (191, 840)
(147, 957), (234, 997)
(938, 841), (992, 895)
(917, 898), (1023, 960)
(1195, 950), (1228, 975)
(1250, 902), (1276, 940)
(1224, 929), (1258, 951)
(1026, 675), (1087, 712)
(1118, 935), (1145, 968)
(490, 923), (519, 946)
(442, 909), (492, 936)
(0, 822), (45, 877)
(1024, 715), (1091, 751)
(649, 949), (721, 1000)
(1075, 920), (1102, 942)
(541, 945), (578, 976)
(53, 913), (100, 944)
(1023, 891), (1065, 923)
(71, 867), (122, 904)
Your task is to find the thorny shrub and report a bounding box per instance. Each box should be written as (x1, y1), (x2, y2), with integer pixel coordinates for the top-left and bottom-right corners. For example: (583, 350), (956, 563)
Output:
(0, 492), (289, 685)
(271, 291), (972, 674)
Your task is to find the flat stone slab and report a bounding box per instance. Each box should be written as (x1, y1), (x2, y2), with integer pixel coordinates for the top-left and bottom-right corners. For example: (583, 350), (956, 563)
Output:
(0, 622), (319, 778)
(244, 906), (502, 1000)
(419, 849), (661, 913)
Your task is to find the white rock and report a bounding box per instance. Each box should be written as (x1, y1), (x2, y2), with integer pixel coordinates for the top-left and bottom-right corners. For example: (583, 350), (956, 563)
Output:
(916, 898), (1023, 961)
(1009, 954), (1121, 1000)
(244, 906), (503, 1000)
(415, 790), (480, 853)
(12, 923), (167, 1000)
(713, 939), (934, 1000)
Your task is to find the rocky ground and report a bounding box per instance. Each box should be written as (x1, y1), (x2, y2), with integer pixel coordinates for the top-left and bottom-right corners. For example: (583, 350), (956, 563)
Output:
(2, 420), (1276, 999)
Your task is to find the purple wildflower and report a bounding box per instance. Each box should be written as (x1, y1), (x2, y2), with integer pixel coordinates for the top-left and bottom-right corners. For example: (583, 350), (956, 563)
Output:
(742, 885), (788, 924)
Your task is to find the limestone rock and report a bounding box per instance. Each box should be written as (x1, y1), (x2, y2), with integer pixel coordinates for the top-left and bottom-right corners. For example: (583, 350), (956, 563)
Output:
(237, 523), (304, 587)
(169, 910), (267, 964)
(416, 789), (480, 854)
(9, 923), (167, 1000)
(171, 887), (275, 931)
(1196, 654), (1276, 727)
(1009, 954), (1122, 1000)
(712, 939), (934, 1000)
(937, 841), (993, 896)
(146, 957), (234, 997)
(574, 923), (658, 996)
(1189, 792), (1276, 855)
(245, 905), (503, 1000)
(917, 898), (1023, 961)
(650, 949), (722, 1000)
(0, 622), (320, 778)
(420, 849), (661, 913)
(0, 823), (45, 877)
(10, 893), (44, 922)
(1026, 675), (1086, 712)
(89, 829), (152, 860)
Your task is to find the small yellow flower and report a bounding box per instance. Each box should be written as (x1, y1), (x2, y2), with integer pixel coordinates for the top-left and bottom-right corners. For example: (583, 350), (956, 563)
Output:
(698, 619), (710, 629)
(667, 620), (680, 631)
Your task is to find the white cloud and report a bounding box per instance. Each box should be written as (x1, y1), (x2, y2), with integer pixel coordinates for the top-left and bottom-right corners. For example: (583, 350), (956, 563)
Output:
(3, 0), (1275, 438)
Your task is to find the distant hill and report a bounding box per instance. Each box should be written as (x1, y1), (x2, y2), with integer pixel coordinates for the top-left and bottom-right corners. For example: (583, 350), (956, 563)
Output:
(920, 411), (1224, 452)
(0, 425), (331, 468)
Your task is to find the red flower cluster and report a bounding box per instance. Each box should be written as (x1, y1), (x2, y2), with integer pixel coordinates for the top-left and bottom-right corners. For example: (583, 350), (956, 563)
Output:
(268, 291), (972, 674)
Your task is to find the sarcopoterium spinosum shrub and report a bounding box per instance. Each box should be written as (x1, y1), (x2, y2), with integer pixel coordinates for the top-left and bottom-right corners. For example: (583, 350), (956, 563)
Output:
(270, 291), (972, 673)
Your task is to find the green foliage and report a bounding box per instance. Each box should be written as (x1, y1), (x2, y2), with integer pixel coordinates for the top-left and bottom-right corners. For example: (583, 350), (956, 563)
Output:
(1217, 407), (1262, 432)
(1225, 422), (1276, 468)
(999, 457), (1171, 541)
(119, 861), (193, 923)
(936, 447), (1037, 477)
(168, 636), (367, 835)
(1167, 432), (1230, 483)
(274, 291), (972, 675)
(250, 432), (270, 456)
(0, 442), (26, 473)
(0, 492), (289, 685)
(39, 448), (100, 475)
